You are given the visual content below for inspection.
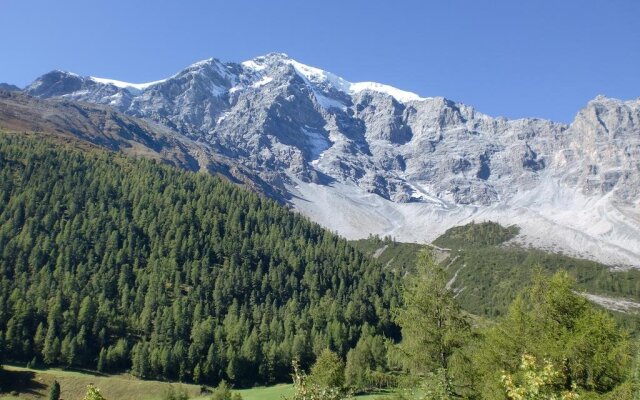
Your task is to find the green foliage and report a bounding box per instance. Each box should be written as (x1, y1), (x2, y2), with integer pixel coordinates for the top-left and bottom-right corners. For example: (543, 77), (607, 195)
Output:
(308, 349), (345, 389)
(286, 359), (344, 400)
(49, 380), (61, 400)
(447, 245), (640, 324)
(472, 271), (632, 399)
(501, 354), (578, 400)
(350, 235), (424, 273)
(394, 250), (469, 377)
(0, 132), (400, 386)
(83, 385), (107, 400)
(345, 330), (390, 391)
(420, 368), (452, 400)
(432, 221), (519, 249)
(391, 245), (634, 399)
(163, 385), (190, 400)
(355, 223), (640, 329)
(209, 380), (243, 400)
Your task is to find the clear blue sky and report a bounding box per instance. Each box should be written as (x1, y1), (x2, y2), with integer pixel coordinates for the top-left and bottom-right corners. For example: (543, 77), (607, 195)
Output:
(1, 0), (638, 122)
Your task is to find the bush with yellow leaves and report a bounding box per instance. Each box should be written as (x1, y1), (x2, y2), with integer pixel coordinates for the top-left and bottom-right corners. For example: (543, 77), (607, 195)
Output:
(501, 354), (578, 400)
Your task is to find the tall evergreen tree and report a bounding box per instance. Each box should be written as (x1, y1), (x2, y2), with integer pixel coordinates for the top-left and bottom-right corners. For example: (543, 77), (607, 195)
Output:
(49, 380), (61, 400)
(394, 249), (470, 396)
(395, 250), (469, 372)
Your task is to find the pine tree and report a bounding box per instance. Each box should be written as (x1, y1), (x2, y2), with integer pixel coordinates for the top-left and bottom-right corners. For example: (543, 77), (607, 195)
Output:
(396, 250), (469, 370)
(394, 249), (469, 394)
(49, 380), (61, 400)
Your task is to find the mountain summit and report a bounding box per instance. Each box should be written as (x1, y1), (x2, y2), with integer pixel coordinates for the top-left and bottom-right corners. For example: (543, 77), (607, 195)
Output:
(21, 54), (640, 267)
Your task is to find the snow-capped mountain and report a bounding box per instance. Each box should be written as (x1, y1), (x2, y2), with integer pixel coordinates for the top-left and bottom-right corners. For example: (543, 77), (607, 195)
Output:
(22, 53), (640, 266)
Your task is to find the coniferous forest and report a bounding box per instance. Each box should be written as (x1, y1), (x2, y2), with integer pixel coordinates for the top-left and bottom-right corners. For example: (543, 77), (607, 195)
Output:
(0, 132), (636, 400)
(0, 132), (399, 386)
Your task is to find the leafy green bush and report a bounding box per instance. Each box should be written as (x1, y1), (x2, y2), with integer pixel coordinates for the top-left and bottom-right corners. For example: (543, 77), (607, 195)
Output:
(308, 349), (345, 389)
(163, 385), (189, 400)
(209, 380), (242, 400)
(83, 385), (106, 400)
(287, 359), (343, 400)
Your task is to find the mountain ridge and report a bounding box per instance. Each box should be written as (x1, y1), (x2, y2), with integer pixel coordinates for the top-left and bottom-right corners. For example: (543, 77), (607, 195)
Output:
(12, 53), (640, 267)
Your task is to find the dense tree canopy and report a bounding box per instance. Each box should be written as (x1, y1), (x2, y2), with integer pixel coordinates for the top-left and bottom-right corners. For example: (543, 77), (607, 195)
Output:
(393, 259), (635, 399)
(0, 132), (400, 386)
(471, 271), (633, 399)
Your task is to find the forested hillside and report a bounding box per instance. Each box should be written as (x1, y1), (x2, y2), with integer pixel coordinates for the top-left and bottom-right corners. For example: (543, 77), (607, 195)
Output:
(354, 222), (640, 326)
(0, 132), (400, 386)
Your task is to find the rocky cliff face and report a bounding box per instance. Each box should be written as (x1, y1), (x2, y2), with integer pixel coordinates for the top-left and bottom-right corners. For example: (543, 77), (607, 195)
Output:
(21, 53), (640, 266)
(558, 96), (640, 201)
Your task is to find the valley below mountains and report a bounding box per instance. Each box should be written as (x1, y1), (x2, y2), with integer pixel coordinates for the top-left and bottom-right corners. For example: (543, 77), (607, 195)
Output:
(4, 52), (640, 267)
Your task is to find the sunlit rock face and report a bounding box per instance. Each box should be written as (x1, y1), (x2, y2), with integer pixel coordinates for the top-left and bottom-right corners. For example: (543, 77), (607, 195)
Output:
(23, 54), (640, 266)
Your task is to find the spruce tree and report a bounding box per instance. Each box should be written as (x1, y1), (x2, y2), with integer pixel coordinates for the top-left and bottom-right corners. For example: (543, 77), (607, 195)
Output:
(394, 249), (470, 396)
(49, 380), (61, 400)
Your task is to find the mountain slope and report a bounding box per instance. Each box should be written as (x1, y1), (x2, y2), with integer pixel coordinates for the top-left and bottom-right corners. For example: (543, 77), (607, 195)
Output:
(0, 91), (287, 200)
(0, 131), (399, 385)
(21, 53), (640, 266)
(352, 223), (640, 329)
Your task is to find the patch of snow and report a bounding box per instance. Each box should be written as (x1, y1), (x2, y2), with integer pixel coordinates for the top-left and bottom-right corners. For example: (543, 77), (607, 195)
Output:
(210, 83), (226, 97)
(288, 60), (352, 92)
(241, 60), (267, 72)
(350, 82), (426, 102)
(302, 127), (330, 159)
(252, 76), (273, 88)
(216, 112), (230, 124)
(90, 76), (166, 92)
(54, 70), (80, 77)
(313, 92), (346, 110)
(278, 58), (425, 103)
(408, 182), (448, 206)
(189, 58), (215, 69)
(108, 92), (123, 105)
(285, 59), (426, 103)
(61, 90), (90, 97)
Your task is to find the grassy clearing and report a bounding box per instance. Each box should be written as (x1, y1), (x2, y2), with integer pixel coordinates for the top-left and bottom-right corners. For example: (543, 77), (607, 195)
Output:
(0, 365), (202, 400)
(233, 384), (294, 400)
(0, 366), (398, 400)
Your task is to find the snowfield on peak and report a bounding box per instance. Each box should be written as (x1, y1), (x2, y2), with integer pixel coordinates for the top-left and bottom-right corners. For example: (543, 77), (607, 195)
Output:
(349, 82), (426, 102)
(286, 58), (426, 103)
(90, 76), (167, 92)
(288, 59), (352, 92)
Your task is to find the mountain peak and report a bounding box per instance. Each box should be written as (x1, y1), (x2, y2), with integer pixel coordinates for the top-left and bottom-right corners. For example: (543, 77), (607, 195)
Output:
(16, 53), (640, 267)
(186, 57), (225, 69)
(581, 95), (640, 115)
(25, 70), (86, 97)
(262, 52), (291, 60)
(0, 82), (21, 92)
